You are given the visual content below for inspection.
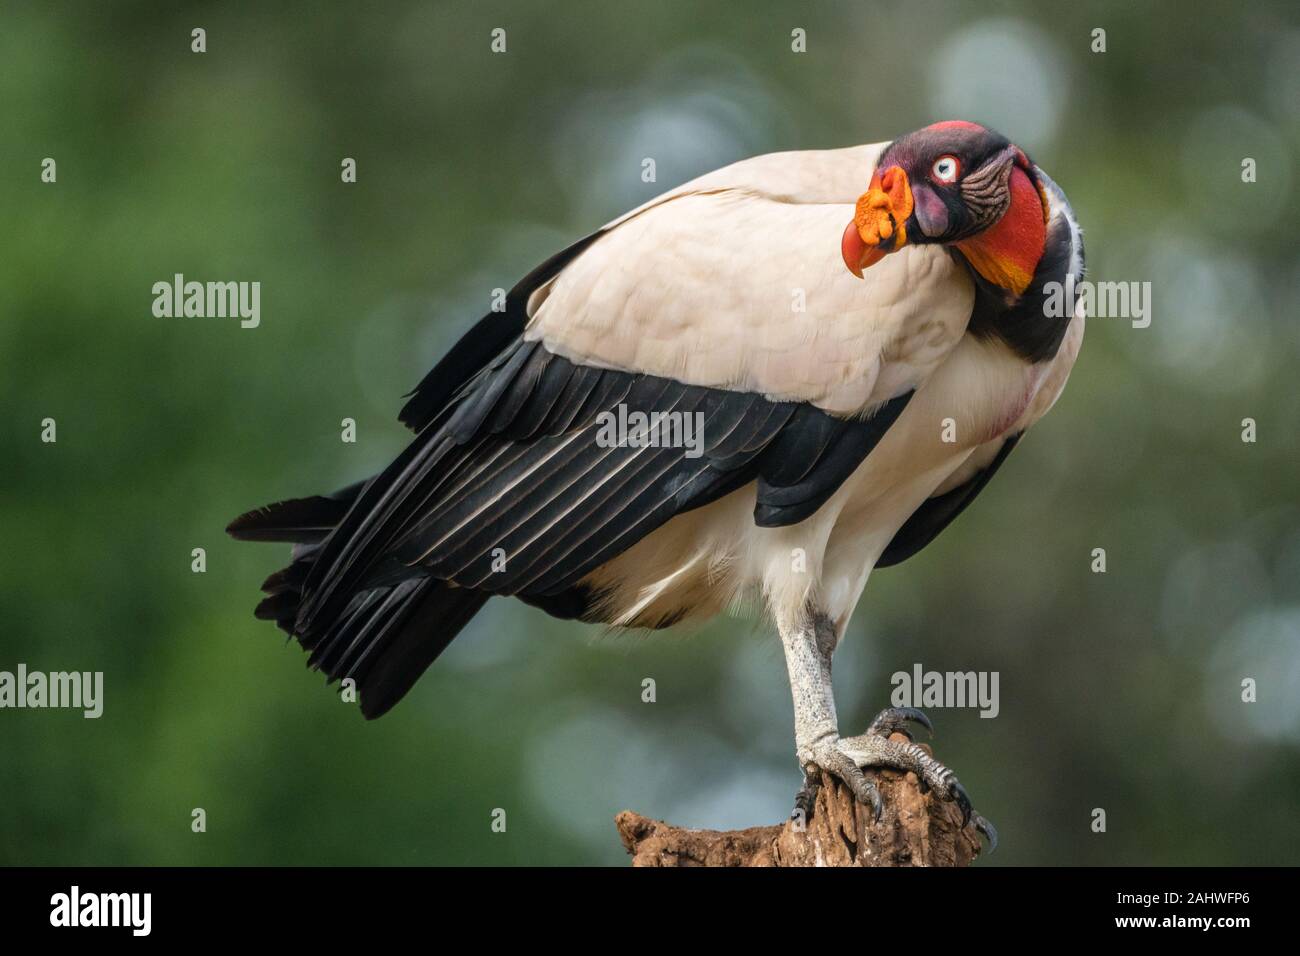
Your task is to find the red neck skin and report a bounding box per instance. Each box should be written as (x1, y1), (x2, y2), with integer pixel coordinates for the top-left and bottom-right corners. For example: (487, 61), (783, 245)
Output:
(955, 166), (1047, 296)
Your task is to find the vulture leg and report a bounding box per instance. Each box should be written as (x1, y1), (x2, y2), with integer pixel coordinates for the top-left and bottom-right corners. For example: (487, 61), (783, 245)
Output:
(779, 612), (997, 849)
(781, 612), (883, 820)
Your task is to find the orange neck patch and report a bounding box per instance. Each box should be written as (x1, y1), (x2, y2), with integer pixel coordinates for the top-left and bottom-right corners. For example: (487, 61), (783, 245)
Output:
(955, 167), (1047, 296)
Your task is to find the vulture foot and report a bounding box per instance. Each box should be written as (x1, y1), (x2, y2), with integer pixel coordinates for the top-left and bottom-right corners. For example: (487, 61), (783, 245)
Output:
(794, 706), (997, 852)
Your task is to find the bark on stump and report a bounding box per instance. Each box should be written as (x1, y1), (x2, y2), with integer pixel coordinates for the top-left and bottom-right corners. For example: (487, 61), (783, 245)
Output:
(616, 737), (984, 867)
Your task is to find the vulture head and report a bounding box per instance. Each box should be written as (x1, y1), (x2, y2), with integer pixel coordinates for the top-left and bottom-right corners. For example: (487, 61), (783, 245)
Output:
(843, 121), (1050, 296)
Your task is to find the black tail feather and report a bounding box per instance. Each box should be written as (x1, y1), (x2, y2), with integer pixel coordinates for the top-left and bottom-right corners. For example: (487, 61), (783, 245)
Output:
(349, 581), (490, 719)
(226, 480), (369, 543)
(231, 480), (489, 716)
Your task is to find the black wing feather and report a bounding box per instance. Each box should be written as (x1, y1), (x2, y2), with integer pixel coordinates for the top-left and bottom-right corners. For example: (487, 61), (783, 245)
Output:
(754, 394), (912, 526)
(875, 432), (1022, 568)
(295, 343), (913, 640)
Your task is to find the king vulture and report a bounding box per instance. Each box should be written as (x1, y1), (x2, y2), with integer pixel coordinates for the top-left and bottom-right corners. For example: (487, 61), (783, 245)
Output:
(229, 121), (1085, 843)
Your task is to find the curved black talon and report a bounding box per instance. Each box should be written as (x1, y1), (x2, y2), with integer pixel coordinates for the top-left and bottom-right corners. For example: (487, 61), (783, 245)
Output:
(896, 706), (934, 737)
(861, 780), (884, 823)
(950, 780), (973, 828)
(791, 785), (817, 822)
(974, 813), (998, 854)
(868, 706), (934, 740)
(791, 767), (822, 822)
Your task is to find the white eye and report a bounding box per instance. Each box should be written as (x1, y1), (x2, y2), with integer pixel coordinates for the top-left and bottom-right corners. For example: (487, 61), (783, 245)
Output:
(932, 155), (960, 183)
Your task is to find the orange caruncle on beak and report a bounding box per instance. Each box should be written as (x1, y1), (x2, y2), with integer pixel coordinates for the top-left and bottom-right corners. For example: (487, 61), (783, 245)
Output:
(841, 166), (914, 278)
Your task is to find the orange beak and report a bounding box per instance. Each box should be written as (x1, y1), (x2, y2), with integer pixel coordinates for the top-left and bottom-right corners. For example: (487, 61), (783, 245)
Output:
(841, 165), (914, 278)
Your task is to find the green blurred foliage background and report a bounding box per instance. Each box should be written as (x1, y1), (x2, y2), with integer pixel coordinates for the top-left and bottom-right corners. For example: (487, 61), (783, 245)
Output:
(1, 0), (1298, 865)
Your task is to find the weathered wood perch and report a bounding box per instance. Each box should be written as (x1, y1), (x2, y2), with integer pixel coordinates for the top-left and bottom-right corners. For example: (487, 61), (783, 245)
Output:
(617, 736), (984, 866)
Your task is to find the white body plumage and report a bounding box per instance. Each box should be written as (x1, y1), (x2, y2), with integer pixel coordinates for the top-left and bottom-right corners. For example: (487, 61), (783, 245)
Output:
(521, 143), (1084, 639)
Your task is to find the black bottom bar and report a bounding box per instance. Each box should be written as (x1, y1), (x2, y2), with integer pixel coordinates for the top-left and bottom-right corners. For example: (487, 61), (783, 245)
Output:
(0, 866), (1278, 941)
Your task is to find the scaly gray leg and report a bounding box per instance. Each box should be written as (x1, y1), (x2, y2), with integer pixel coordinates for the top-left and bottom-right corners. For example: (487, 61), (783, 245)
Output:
(778, 610), (997, 851)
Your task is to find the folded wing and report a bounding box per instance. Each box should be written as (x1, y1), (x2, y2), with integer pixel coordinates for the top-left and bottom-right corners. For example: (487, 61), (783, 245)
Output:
(233, 143), (981, 715)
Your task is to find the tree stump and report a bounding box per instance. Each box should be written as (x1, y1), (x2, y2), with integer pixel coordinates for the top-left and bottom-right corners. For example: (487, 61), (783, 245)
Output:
(616, 736), (984, 867)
